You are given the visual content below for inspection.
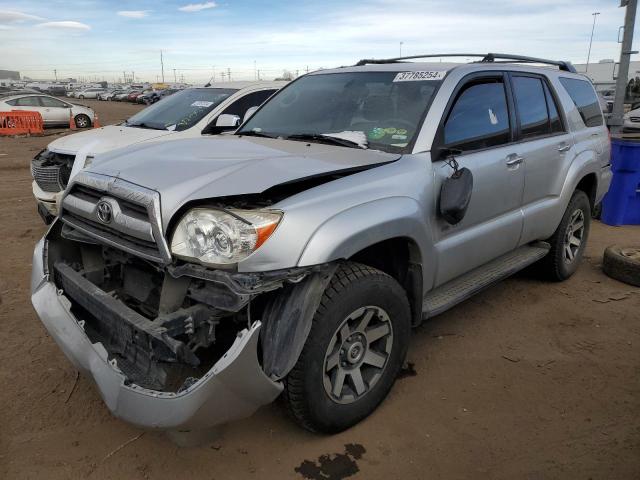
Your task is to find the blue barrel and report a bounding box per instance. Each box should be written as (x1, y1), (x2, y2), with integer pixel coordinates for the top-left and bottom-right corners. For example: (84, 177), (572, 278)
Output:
(602, 138), (640, 226)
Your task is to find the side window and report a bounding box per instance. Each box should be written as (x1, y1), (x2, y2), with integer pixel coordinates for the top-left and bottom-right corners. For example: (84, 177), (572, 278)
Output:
(5, 99), (18, 106)
(512, 76), (550, 139)
(543, 83), (563, 133)
(221, 89), (277, 118)
(14, 96), (41, 107)
(559, 77), (604, 127)
(40, 97), (67, 108)
(444, 79), (511, 151)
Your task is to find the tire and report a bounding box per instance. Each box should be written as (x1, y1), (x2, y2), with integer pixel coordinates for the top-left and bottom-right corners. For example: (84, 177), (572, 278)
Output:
(539, 190), (591, 281)
(74, 114), (91, 129)
(284, 262), (411, 433)
(603, 246), (640, 287)
(78, 95), (84, 99)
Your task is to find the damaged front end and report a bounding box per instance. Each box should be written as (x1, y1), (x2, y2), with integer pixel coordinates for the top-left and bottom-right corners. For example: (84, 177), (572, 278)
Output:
(31, 205), (332, 430)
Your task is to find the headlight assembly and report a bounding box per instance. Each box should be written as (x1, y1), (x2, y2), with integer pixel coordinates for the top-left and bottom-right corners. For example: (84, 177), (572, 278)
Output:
(170, 208), (282, 266)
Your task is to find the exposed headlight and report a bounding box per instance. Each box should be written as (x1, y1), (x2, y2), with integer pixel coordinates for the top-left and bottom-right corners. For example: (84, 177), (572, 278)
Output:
(170, 208), (282, 266)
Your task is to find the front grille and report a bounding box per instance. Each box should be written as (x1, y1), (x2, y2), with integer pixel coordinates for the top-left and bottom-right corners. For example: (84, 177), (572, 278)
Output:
(31, 150), (74, 193)
(60, 172), (171, 264)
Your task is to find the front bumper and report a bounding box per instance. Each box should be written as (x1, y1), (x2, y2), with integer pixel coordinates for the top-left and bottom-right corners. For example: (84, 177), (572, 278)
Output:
(32, 181), (61, 216)
(30, 238), (283, 431)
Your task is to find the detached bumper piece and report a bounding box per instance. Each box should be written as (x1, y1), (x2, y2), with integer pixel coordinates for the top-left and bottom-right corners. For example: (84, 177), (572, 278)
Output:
(31, 242), (282, 432)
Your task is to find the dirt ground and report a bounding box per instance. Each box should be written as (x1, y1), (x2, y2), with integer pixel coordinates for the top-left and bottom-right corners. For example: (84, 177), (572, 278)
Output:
(1, 99), (639, 480)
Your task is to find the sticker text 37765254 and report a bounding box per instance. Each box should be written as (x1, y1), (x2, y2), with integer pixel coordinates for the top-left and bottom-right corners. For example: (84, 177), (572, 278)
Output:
(393, 71), (446, 82)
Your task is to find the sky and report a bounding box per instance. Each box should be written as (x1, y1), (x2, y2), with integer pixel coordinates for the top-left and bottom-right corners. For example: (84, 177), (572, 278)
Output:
(0, 0), (637, 84)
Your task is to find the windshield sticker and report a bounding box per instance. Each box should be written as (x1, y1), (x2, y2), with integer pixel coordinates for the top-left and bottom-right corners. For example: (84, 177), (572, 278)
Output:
(392, 134), (407, 140)
(393, 71), (446, 82)
(368, 128), (386, 140)
(191, 101), (214, 108)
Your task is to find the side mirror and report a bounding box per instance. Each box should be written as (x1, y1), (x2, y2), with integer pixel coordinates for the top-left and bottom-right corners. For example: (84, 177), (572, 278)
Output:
(243, 106), (259, 123)
(439, 167), (473, 225)
(215, 114), (241, 128)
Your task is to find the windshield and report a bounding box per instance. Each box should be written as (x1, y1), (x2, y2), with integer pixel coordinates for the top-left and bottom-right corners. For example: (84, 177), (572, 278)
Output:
(126, 87), (237, 131)
(238, 71), (442, 152)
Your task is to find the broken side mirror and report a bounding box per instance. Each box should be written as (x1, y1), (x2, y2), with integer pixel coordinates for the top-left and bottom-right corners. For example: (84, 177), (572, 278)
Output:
(215, 114), (241, 128)
(438, 148), (473, 225)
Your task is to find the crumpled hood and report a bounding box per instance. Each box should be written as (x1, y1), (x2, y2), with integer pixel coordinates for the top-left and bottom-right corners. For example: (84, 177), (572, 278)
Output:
(86, 135), (400, 225)
(48, 124), (174, 156)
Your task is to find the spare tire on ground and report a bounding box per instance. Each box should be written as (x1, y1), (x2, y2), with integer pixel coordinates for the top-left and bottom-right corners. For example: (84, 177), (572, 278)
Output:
(603, 246), (640, 287)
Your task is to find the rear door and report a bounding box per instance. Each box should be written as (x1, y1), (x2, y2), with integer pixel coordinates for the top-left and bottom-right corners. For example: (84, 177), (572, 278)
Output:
(508, 73), (573, 244)
(431, 73), (525, 286)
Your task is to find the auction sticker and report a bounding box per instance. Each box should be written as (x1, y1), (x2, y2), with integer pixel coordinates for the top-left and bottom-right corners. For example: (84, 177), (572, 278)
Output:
(191, 101), (214, 107)
(393, 71), (446, 82)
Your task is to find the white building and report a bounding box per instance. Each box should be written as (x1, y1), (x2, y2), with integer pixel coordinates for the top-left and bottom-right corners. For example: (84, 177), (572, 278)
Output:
(574, 59), (640, 92)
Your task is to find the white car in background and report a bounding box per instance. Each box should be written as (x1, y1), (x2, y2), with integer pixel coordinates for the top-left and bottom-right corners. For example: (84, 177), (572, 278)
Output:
(75, 88), (106, 99)
(0, 93), (95, 128)
(623, 101), (640, 131)
(31, 81), (285, 221)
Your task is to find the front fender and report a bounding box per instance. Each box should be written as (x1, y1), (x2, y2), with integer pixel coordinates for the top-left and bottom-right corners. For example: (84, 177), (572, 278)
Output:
(297, 196), (430, 268)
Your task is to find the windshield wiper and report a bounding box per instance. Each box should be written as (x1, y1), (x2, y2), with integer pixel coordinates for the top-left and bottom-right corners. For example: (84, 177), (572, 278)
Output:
(125, 121), (168, 131)
(286, 133), (366, 149)
(237, 130), (276, 139)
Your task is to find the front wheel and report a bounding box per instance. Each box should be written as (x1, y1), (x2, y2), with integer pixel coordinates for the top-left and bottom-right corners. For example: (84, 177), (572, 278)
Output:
(539, 190), (591, 281)
(284, 262), (411, 433)
(74, 114), (91, 129)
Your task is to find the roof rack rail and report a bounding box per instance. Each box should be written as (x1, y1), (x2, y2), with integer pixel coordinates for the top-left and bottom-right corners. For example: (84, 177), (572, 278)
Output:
(355, 53), (577, 73)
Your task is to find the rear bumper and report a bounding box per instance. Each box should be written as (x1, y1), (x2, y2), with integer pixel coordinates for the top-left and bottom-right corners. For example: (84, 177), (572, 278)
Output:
(30, 238), (283, 431)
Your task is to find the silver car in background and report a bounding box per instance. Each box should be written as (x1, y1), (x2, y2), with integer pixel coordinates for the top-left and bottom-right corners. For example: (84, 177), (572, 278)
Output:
(31, 54), (611, 439)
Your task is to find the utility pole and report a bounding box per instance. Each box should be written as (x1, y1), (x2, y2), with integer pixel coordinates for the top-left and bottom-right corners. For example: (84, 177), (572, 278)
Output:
(160, 50), (165, 83)
(399, 41), (404, 57)
(54, 69), (57, 81)
(586, 12), (600, 72)
(257, 69), (260, 81)
(173, 68), (177, 83)
(132, 71), (135, 82)
(610, 0), (638, 133)
(227, 67), (231, 81)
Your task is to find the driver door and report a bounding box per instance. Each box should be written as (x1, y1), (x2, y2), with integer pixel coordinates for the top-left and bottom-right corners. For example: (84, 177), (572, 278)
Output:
(431, 73), (525, 286)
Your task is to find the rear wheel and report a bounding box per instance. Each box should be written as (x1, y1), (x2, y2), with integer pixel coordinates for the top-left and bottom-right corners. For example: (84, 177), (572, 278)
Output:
(284, 262), (411, 433)
(539, 190), (591, 281)
(74, 114), (91, 129)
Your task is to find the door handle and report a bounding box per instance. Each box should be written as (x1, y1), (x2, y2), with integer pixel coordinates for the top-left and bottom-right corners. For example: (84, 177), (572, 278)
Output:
(558, 144), (570, 152)
(506, 155), (524, 167)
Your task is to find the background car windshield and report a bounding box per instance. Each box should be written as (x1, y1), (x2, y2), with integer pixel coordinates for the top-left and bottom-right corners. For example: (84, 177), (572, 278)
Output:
(238, 72), (441, 152)
(126, 88), (237, 131)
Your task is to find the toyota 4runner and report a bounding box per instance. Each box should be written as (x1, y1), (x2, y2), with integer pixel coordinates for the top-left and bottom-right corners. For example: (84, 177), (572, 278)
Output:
(31, 54), (612, 438)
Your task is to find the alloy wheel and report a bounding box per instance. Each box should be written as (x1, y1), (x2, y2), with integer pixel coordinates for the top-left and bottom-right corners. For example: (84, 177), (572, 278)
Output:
(563, 209), (585, 263)
(323, 306), (393, 404)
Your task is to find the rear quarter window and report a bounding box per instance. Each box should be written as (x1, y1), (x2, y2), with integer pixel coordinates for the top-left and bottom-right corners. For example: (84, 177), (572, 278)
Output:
(559, 77), (603, 128)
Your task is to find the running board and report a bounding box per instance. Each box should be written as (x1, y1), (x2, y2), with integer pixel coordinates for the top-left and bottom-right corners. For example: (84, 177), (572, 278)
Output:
(423, 243), (550, 319)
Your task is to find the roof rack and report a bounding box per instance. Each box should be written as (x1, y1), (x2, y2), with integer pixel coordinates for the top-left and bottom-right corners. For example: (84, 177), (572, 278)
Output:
(355, 53), (577, 73)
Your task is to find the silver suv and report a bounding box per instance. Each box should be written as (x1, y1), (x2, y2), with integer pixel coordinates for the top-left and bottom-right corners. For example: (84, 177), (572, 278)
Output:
(31, 54), (612, 437)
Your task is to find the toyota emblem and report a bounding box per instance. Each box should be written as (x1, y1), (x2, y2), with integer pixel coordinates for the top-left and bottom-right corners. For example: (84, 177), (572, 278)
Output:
(96, 200), (113, 224)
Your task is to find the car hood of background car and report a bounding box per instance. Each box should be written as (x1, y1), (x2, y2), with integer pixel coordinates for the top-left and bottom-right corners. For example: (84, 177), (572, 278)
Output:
(48, 124), (174, 156)
(87, 135), (400, 228)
